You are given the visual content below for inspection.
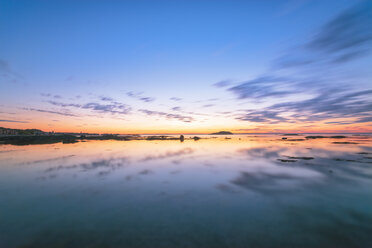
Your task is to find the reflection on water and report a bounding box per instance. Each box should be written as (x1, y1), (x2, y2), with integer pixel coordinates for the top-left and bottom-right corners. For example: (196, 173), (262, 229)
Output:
(0, 135), (371, 248)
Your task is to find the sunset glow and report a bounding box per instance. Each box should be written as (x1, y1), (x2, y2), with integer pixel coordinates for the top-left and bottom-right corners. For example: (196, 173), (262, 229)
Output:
(2, 2), (372, 246)
(1, 0), (371, 134)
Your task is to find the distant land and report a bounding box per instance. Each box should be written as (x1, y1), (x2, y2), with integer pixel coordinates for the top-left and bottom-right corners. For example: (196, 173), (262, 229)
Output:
(0, 127), (98, 136)
(0, 127), (207, 145)
(210, 131), (233, 135)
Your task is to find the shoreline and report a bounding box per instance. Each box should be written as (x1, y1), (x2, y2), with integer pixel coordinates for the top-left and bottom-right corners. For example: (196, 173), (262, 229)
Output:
(0, 134), (205, 145)
(0, 134), (370, 146)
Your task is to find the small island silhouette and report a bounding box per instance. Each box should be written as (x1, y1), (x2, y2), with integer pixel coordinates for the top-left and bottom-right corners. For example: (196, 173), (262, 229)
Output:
(210, 131), (233, 135)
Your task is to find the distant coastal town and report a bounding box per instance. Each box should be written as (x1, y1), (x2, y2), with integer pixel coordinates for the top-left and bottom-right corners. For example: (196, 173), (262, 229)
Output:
(0, 127), (100, 136)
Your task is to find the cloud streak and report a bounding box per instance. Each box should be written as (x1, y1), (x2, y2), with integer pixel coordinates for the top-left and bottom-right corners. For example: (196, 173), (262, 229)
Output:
(127, 91), (155, 103)
(0, 119), (29, 123)
(222, 1), (372, 126)
(22, 108), (78, 117)
(139, 109), (194, 122)
(237, 90), (372, 124)
(46, 99), (131, 115)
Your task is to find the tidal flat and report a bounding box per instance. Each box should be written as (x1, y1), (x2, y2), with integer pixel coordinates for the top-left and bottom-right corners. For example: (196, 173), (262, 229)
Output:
(0, 135), (371, 248)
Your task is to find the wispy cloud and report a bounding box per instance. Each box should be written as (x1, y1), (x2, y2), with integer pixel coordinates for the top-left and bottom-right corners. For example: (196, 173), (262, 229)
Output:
(0, 119), (29, 123)
(171, 106), (182, 111)
(222, 1), (372, 125)
(201, 104), (215, 108)
(127, 91), (155, 103)
(0, 59), (22, 83)
(47, 101), (81, 108)
(236, 110), (289, 124)
(237, 90), (372, 124)
(46, 100), (131, 115)
(99, 96), (113, 102)
(274, 1), (372, 69)
(41, 93), (63, 99)
(213, 80), (233, 88)
(139, 109), (194, 122)
(22, 108), (78, 117)
(307, 1), (372, 61)
(228, 76), (298, 99)
(169, 97), (182, 101)
(82, 102), (131, 115)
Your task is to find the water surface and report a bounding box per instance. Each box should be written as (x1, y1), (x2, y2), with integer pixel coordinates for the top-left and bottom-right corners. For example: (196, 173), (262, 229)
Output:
(0, 135), (371, 247)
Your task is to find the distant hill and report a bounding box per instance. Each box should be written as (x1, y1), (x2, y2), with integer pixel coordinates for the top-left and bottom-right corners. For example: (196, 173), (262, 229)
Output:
(210, 131), (233, 135)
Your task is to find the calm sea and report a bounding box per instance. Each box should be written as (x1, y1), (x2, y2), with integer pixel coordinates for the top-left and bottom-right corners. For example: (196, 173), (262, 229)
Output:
(0, 135), (371, 247)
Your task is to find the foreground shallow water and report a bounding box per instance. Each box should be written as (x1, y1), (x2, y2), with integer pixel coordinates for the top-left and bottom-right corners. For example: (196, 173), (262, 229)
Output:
(0, 135), (371, 248)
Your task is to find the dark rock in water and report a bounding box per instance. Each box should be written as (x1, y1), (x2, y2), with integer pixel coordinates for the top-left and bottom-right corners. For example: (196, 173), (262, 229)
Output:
(180, 135), (185, 142)
(281, 137), (305, 141)
(305, 136), (326, 139)
(62, 139), (78, 144)
(306, 135), (347, 139)
(193, 136), (200, 141)
(277, 159), (297, 162)
(210, 131), (233, 135)
(357, 152), (371, 155)
(333, 142), (358, 144)
(146, 136), (175, 140)
(332, 158), (372, 164)
(285, 156), (314, 160)
(0, 135), (79, 145)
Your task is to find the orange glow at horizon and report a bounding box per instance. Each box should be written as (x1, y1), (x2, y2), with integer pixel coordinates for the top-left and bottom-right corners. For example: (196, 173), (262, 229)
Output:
(2, 115), (372, 134)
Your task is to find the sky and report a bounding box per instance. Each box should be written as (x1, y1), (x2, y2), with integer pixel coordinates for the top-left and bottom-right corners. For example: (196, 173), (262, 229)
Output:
(0, 0), (371, 134)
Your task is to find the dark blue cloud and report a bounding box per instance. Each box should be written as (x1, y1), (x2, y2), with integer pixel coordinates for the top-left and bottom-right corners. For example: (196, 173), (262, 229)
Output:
(47, 101), (81, 108)
(99, 96), (114, 102)
(236, 110), (289, 124)
(171, 106), (181, 111)
(225, 1), (372, 125)
(355, 116), (372, 123)
(308, 1), (372, 56)
(275, 1), (372, 69)
(139, 97), (155, 103)
(82, 102), (131, 115)
(237, 90), (372, 123)
(228, 76), (297, 99)
(46, 99), (131, 115)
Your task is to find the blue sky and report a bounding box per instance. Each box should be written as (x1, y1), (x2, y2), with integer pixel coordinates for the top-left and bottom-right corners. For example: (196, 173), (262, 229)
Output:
(0, 0), (371, 133)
